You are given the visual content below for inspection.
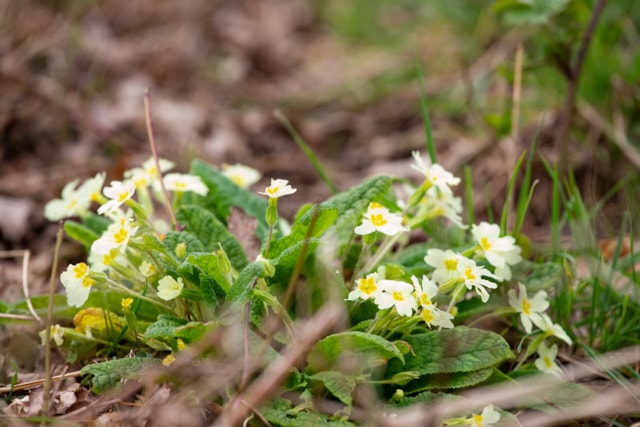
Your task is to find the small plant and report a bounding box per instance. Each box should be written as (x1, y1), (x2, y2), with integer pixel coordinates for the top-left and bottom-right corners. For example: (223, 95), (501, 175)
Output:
(35, 132), (580, 425)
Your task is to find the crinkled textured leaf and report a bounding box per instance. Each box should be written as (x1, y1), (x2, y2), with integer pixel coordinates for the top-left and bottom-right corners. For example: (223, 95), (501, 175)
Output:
(307, 331), (404, 374)
(164, 230), (205, 254)
(189, 159), (272, 239)
(228, 261), (270, 304)
(141, 233), (169, 253)
(143, 315), (188, 340)
(394, 391), (461, 407)
(267, 205), (338, 259)
(521, 260), (564, 292)
(80, 357), (160, 393)
(271, 238), (319, 286)
(309, 371), (357, 405)
(187, 252), (233, 293)
(386, 327), (513, 377)
(261, 398), (357, 427)
(176, 205), (248, 269)
(494, 0), (569, 25)
(404, 367), (493, 393)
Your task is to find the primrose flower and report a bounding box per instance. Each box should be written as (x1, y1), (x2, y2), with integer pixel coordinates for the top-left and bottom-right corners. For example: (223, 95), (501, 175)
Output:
(258, 178), (297, 199)
(348, 273), (381, 301)
(60, 262), (94, 307)
(124, 157), (175, 188)
(97, 180), (136, 215)
(50, 324), (65, 346)
(534, 341), (562, 377)
(162, 173), (208, 196)
(471, 222), (522, 281)
(531, 313), (573, 345)
(157, 276), (184, 301)
(222, 163), (261, 188)
(421, 305), (455, 329)
(411, 275), (438, 309)
(354, 202), (408, 236)
(88, 247), (126, 272)
(374, 280), (417, 317)
(508, 282), (549, 334)
(425, 186), (465, 227)
(424, 249), (464, 284)
(411, 151), (460, 193)
(458, 257), (498, 303)
(91, 217), (139, 255)
(469, 404), (500, 427)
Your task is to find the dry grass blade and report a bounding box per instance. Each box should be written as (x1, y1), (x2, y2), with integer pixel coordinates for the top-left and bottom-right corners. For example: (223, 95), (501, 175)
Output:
(0, 249), (40, 322)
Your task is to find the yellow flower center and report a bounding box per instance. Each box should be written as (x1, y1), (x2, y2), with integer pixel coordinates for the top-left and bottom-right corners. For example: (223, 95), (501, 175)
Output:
(117, 191), (129, 202)
(230, 176), (245, 187)
(392, 291), (405, 301)
(444, 259), (458, 270)
(66, 199), (79, 211)
(174, 181), (187, 190)
(522, 298), (531, 315)
(73, 263), (89, 279)
(113, 226), (128, 244)
(162, 354), (175, 366)
(371, 213), (387, 227)
(544, 356), (553, 368)
(369, 202), (384, 210)
(265, 185), (281, 197)
(420, 294), (432, 306)
(81, 277), (93, 289)
(472, 413), (484, 426)
(358, 277), (377, 295)
(464, 267), (477, 281)
(121, 298), (133, 309)
(480, 237), (492, 251)
(422, 309), (434, 323)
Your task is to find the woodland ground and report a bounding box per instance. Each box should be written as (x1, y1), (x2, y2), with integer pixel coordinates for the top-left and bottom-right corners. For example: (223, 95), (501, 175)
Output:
(0, 1), (639, 425)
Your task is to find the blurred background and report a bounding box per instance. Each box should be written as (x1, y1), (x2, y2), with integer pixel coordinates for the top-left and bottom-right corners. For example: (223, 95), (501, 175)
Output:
(1, 0), (639, 293)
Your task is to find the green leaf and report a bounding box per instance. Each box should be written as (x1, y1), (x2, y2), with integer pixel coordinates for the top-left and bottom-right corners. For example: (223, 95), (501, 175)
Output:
(189, 159), (272, 239)
(386, 327), (513, 377)
(228, 261), (270, 304)
(404, 367), (494, 393)
(307, 331), (404, 374)
(164, 230), (205, 253)
(309, 371), (357, 405)
(267, 205), (339, 259)
(187, 252), (232, 293)
(176, 205), (249, 269)
(80, 357), (160, 393)
(261, 398), (357, 427)
(143, 315), (188, 340)
(140, 233), (169, 254)
(495, 0), (569, 25)
(394, 391), (460, 407)
(522, 260), (564, 292)
(82, 214), (110, 236)
(64, 220), (99, 250)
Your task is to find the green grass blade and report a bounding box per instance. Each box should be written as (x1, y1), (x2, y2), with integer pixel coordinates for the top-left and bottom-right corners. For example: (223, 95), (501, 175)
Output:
(464, 165), (474, 225)
(514, 121), (542, 235)
(416, 60), (436, 164)
(500, 151), (527, 233)
(274, 110), (338, 194)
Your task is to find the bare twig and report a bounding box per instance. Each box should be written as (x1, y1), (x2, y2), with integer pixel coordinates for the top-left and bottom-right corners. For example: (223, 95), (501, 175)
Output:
(0, 370), (83, 394)
(217, 303), (344, 427)
(556, 0), (608, 171)
(42, 225), (64, 419)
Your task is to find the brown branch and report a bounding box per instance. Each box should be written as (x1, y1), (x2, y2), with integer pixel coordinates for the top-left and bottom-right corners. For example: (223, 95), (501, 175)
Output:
(556, 0), (608, 172)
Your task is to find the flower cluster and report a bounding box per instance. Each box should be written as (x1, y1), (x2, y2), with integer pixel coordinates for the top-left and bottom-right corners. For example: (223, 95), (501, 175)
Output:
(508, 282), (572, 376)
(47, 157), (261, 309)
(348, 273), (454, 329)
